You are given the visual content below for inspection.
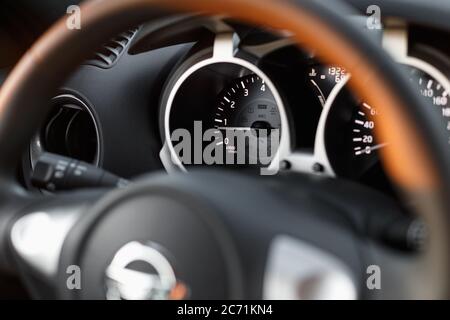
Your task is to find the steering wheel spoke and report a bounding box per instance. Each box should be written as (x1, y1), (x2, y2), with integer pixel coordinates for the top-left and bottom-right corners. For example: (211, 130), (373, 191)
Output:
(5, 190), (104, 298)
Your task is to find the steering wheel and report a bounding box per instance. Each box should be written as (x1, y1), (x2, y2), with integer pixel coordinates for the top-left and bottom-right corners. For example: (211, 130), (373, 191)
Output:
(0, 0), (449, 299)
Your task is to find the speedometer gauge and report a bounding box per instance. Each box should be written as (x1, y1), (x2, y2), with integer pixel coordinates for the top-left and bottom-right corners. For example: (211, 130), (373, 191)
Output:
(351, 102), (383, 157)
(410, 67), (449, 139)
(324, 62), (450, 194)
(350, 65), (450, 160)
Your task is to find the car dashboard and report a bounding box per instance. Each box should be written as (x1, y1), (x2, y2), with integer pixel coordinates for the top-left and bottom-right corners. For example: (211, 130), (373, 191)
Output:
(0, 2), (449, 201)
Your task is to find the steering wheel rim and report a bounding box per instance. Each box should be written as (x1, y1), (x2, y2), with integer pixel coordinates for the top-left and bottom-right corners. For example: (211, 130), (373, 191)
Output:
(0, 0), (449, 299)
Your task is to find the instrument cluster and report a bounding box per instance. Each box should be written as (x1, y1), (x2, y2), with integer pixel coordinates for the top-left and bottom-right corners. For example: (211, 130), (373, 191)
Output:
(161, 25), (450, 196)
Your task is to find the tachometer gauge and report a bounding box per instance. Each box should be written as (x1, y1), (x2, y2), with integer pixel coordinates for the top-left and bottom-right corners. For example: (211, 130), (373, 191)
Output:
(215, 74), (280, 131)
(166, 60), (289, 172)
(214, 74), (281, 164)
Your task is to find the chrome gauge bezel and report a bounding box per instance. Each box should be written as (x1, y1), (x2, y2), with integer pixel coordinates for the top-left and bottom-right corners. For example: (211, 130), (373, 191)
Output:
(159, 32), (292, 174)
(318, 68), (449, 180)
(318, 25), (450, 178)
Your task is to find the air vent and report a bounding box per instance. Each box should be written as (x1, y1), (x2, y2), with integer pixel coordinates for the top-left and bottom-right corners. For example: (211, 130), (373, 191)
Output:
(30, 94), (100, 167)
(85, 28), (139, 69)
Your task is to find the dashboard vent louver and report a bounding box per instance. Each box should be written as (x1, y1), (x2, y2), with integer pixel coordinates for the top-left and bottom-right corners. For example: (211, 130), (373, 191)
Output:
(30, 94), (100, 168)
(85, 28), (139, 69)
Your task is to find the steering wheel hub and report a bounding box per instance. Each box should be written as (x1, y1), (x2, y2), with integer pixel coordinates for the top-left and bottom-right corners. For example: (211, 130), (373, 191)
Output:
(57, 183), (241, 299)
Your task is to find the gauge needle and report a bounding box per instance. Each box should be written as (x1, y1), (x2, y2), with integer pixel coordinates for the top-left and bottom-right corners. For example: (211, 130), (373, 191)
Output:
(370, 142), (390, 152)
(356, 142), (390, 156)
(217, 127), (253, 130)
